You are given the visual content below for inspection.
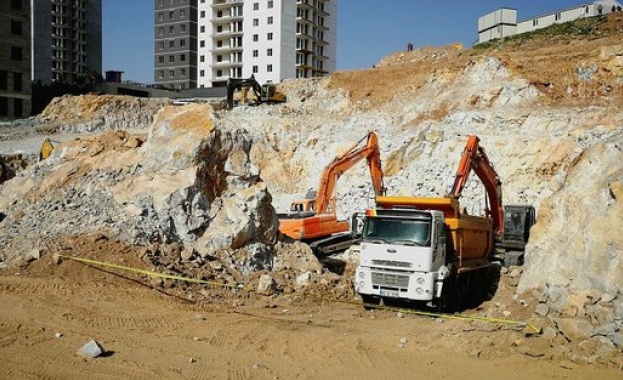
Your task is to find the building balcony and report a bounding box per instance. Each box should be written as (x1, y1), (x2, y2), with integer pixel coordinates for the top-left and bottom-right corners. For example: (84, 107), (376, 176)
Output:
(296, 47), (313, 54)
(296, 16), (313, 23)
(212, 0), (244, 9)
(296, 0), (313, 9)
(213, 44), (243, 53)
(315, 8), (329, 17)
(212, 14), (244, 24)
(295, 62), (312, 69)
(296, 31), (313, 38)
(210, 30), (243, 38)
(211, 60), (243, 68)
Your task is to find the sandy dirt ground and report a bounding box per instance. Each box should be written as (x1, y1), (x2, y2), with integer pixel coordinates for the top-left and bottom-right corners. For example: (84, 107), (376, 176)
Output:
(1, 252), (621, 380)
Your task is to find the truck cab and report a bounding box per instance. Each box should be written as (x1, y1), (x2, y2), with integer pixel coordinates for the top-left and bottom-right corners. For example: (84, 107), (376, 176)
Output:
(355, 208), (450, 303)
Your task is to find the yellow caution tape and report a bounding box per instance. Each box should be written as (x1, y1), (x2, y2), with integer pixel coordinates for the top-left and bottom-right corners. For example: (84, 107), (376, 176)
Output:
(56, 254), (240, 289)
(54, 254), (539, 333)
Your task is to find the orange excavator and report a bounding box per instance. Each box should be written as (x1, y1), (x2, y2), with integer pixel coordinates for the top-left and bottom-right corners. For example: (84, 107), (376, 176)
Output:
(447, 135), (534, 266)
(447, 134), (504, 238)
(278, 131), (385, 255)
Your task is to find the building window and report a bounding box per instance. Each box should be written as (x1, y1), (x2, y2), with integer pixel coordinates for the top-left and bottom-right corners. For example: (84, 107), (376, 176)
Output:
(217, 25), (223, 32)
(252, 65), (258, 73)
(13, 73), (22, 92)
(169, 26), (175, 33)
(169, 55), (175, 62)
(11, 21), (22, 35)
(200, 55), (205, 62)
(533, 19), (538, 26)
(253, 34), (259, 42)
(11, 47), (22, 61)
(268, 0), (273, 8)
(180, 83), (185, 90)
(253, 3), (259, 11)
(267, 32), (273, 40)
(268, 16), (273, 25)
(11, 0), (23, 10)
(158, 70), (164, 79)
(0, 71), (7, 90)
(0, 97), (7, 116)
(158, 41), (165, 50)
(267, 64), (272, 72)
(158, 56), (164, 63)
(180, 9), (186, 18)
(169, 11), (174, 19)
(217, 10), (223, 17)
(180, 54), (186, 61)
(200, 40), (205, 47)
(181, 24), (187, 32)
(13, 98), (22, 118)
(555, 13), (561, 21)
(158, 13), (164, 22)
(200, 70), (205, 77)
(217, 40), (223, 47)
(181, 68), (186, 76)
(253, 18), (259, 26)
(200, 25), (205, 33)
(217, 55), (223, 62)
(217, 69), (222, 76)
(169, 40), (175, 47)
(169, 70), (175, 78)
(158, 27), (164, 35)
(158, 0), (164, 5)
(201, 10), (206, 18)
(181, 39), (186, 47)
(267, 48), (273, 56)
(253, 50), (259, 57)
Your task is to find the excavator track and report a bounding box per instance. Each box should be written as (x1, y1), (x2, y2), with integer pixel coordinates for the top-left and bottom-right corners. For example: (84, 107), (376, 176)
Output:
(308, 233), (361, 257)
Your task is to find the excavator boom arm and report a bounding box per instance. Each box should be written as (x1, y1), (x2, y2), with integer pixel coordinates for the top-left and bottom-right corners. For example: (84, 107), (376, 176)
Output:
(314, 132), (385, 214)
(449, 135), (504, 236)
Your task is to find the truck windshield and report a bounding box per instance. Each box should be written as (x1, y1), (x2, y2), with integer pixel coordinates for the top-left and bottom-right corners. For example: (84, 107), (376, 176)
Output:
(362, 217), (431, 246)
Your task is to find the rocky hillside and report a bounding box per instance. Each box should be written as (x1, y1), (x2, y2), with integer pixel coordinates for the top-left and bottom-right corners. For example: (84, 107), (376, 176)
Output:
(0, 13), (622, 365)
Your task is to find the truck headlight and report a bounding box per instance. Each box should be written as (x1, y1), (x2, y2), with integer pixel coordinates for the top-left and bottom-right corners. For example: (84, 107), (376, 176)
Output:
(416, 277), (425, 285)
(359, 281), (365, 290)
(358, 272), (365, 279)
(416, 287), (424, 295)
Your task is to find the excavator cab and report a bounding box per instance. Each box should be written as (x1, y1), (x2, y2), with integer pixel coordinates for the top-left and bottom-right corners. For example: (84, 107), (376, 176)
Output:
(261, 84), (286, 103)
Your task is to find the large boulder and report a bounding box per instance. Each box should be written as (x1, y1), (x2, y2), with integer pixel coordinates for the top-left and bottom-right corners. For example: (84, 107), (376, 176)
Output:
(0, 103), (278, 271)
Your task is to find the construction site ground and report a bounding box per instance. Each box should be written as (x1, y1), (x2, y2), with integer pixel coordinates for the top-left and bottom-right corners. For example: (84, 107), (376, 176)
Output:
(0, 238), (620, 380)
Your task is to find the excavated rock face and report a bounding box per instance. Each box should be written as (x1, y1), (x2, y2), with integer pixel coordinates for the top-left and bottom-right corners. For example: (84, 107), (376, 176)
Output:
(0, 104), (278, 273)
(518, 139), (623, 316)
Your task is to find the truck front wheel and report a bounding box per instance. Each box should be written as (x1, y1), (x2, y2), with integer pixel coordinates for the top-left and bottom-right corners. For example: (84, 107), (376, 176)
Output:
(361, 295), (380, 310)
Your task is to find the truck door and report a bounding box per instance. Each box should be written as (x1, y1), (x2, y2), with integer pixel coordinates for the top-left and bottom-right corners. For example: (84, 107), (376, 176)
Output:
(433, 218), (446, 267)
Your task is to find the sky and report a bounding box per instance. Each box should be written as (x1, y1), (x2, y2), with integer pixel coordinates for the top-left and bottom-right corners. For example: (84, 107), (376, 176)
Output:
(102, 0), (599, 84)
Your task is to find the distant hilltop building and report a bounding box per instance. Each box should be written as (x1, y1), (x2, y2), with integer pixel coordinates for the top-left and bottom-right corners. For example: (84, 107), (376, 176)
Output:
(477, 0), (623, 44)
(153, 0), (337, 90)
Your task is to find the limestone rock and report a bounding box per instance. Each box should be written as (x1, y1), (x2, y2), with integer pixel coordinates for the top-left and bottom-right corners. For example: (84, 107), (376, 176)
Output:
(555, 318), (594, 342)
(76, 340), (105, 359)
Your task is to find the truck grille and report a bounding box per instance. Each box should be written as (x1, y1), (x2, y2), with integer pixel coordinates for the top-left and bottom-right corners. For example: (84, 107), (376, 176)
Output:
(371, 272), (409, 288)
(372, 260), (412, 268)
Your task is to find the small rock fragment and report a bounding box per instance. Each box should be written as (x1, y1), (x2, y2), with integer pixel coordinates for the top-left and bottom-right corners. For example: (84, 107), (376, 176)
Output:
(76, 340), (104, 359)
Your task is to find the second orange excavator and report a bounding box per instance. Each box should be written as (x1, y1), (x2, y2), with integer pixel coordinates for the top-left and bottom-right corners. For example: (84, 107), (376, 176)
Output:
(277, 131), (385, 255)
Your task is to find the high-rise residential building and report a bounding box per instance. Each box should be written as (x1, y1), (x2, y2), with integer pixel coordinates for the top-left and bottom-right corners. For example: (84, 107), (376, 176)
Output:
(154, 0), (336, 90)
(0, 0), (31, 119)
(32, 0), (102, 84)
(154, 0), (198, 90)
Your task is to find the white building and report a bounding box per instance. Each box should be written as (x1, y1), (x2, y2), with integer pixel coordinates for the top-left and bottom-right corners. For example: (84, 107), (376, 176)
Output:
(196, 0), (336, 88)
(478, 0), (622, 44)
